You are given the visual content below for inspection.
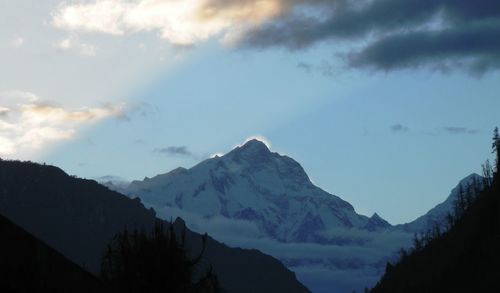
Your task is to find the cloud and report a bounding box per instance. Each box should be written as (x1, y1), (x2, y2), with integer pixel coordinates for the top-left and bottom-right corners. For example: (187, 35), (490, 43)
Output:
(51, 0), (284, 46)
(145, 202), (412, 293)
(237, 0), (500, 74)
(390, 124), (408, 133)
(8, 37), (25, 48)
(297, 61), (337, 77)
(0, 107), (10, 117)
(443, 127), (478, 135)
(347, 23), (500, 74)
(297, 62), (313, 72)
(55, 37), (97, 56)
(154, 145), (194, 157)
(0, 91), (124, 157)
(50, 0), (500, 73)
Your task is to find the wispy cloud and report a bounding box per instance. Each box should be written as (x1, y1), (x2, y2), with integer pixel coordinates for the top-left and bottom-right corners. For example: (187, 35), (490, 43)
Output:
(147, 203), (412, 292)
(0, 91), (124, 157)
(0, 107), (10, 117)
(297, 61), (337, 77)
(390, 124), (409, 133)
(443, 127), (478, 135)
(154, 145), (194, 157)
(55, 37), (97, 56)
(8, 37), (24, 48)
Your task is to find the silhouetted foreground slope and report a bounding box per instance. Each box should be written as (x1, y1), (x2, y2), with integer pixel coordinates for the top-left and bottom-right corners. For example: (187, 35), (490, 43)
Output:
(0, 213), (104, 292)
(371, 180), (500, 292)
(0, 159), (309, 293)
(0, 160), (156, 273)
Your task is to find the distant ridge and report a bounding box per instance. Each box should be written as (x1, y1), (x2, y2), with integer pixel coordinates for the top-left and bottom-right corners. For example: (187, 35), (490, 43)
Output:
(397, 173), (484, 233)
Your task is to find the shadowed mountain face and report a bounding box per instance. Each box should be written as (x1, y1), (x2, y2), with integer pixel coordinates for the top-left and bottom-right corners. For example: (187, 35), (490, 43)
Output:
(121, 139), (390, 244)
(0, 213), (104, 293)
(0, 159), (310, 293)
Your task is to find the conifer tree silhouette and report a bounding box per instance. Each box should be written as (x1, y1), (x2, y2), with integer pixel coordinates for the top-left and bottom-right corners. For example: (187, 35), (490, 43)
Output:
(101, 221), (220, 293)
(492, 127), (500, 178)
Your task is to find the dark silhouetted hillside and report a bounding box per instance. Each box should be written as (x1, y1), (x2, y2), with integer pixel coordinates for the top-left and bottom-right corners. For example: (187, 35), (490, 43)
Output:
(371, 176), (500, 292)
(0, 159), (157, 273)
(0, 213), (104, 293)
(0, 159), (310, 293)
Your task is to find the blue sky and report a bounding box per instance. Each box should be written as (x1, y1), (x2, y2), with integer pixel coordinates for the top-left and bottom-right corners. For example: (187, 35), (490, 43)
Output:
(2, 0), (500, 224)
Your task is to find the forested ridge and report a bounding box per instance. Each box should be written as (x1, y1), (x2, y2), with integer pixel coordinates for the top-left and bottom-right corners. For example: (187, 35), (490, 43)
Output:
(370, 128), (500, 293)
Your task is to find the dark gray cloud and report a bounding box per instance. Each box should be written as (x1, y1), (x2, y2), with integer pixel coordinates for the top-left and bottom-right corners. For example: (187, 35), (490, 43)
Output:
(154, 146), (193, 157)
(238, 0), (500, 74)
(390, 124), (408, 133)
(443, 127), (479, 135)
(348, 23), (500, 74)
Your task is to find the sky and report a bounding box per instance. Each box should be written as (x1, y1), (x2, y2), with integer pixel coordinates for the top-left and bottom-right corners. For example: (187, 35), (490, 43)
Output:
(1, 0), (500, 224)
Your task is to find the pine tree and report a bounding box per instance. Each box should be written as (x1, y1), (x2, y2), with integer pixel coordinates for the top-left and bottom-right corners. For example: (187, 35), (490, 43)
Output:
(101, 221), (220, 293)
(431, 222), (441, 239)
(493, 127), (500, 178)
(445, 212), (455, 230)
(413, 233), (422, 251)
(482, 160), (493, 187)
(453, 184), (467, 219)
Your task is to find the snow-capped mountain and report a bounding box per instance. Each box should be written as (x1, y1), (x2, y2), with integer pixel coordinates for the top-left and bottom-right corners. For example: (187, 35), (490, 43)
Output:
(121, 139), (389, 243)
(106, 139), (408, 293)
(103, 139), (481, 293)
(397, 173), (484, 233)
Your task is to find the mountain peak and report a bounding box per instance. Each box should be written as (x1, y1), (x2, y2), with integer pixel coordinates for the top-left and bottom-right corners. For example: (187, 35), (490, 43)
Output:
(230, 139), (271, 158)
(241, 139), (270, 151)
(365, 212), (391, 231)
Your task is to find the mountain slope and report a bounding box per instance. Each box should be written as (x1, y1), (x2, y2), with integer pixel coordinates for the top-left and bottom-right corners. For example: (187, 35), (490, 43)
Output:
(110, 139), (411, 293)
(0, 212), (104, 292)
(397, 173), (484, 233)
(0, 160), (156, 273)
(371, 178), (500, 292)
(121, 139), (388, 244)
(0, 159), (310, 293)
